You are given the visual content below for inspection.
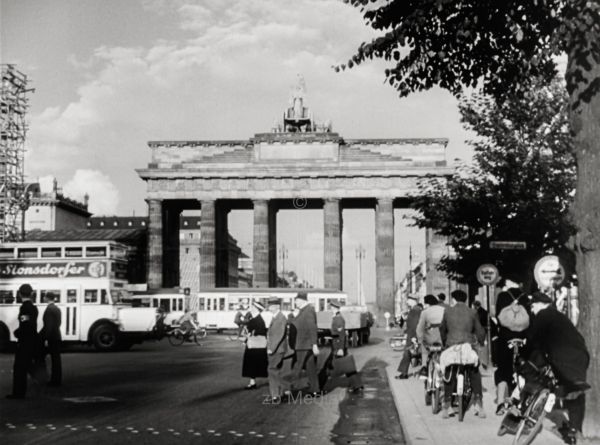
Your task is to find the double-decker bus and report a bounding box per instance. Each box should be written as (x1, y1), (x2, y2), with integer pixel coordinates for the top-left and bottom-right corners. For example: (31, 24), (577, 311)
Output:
(0, 241), (158, 351)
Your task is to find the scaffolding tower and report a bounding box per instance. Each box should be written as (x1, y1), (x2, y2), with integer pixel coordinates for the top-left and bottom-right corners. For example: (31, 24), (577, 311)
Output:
(1, 64), (32, 242)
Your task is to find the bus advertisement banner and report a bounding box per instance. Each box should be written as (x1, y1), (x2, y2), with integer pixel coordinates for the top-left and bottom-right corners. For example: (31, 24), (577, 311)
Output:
(0, 261), (108, 279)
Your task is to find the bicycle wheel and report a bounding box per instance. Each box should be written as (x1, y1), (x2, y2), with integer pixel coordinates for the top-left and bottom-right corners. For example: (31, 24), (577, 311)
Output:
(513, 389), (549, 445)
(168, 330), (185, 346)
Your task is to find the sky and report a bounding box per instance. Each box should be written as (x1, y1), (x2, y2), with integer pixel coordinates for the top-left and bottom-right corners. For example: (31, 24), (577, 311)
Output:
(1, 0), (473, 301)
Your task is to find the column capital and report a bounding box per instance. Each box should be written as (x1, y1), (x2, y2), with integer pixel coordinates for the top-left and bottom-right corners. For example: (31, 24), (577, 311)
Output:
(323, 197), (341, 204)
(376, 197), (394, 206)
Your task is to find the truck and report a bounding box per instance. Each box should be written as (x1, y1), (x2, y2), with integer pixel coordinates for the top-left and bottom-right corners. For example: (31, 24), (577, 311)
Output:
(317, 305), (373, 347)
(0, 241), (159, 351)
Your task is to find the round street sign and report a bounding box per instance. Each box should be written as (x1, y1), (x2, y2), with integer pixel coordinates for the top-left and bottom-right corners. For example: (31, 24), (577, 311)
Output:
(534, 255), (565, 289)
(476, 264), (500, 286)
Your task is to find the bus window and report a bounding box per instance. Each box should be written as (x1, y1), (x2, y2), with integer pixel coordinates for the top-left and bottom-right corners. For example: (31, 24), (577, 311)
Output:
(84, 289), (98, 303)
(198, 298), (205, 311)
(319, 298), (326, 312)
(66, 289), (77, 303)
(65, 247), (83, 257)
(41, 289), (61, 303)
(17, 248), (37, 258)
(0, 290), (14, 304)
(219, 298), (225, 311)
(86, 246), (106, 257)
(100, 290), (109, 304)
(0, 248), (14, 258)
(41, 247), (62, 258)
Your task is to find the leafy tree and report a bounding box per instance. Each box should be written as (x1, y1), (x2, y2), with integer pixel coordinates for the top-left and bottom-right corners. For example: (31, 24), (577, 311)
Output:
(341, 1), (600, 436)
(412, 77), (575, 291)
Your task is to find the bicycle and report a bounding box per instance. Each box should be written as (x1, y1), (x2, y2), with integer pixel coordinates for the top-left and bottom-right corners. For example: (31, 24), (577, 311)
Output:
(500, 362), (590, 445)
(166, 324), (207, 346)
(444, 363), (473, 422)
(423, 343), (444, 414)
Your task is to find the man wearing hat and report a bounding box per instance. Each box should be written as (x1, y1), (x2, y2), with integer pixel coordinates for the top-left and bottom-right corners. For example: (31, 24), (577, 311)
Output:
(395, 295), (422, 379)
(416, 294), (445, 378)
(6, 284), (39, 399)
(523, 291), (590, 440)
(290, 292), (321, 395)
(330, 301), (346, 356)
(266, 298), (289, 402)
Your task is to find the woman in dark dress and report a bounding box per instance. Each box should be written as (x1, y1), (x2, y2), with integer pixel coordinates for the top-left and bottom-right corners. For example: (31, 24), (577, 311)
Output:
(494, 288), (529, 415)
(242, 302), (269, 389)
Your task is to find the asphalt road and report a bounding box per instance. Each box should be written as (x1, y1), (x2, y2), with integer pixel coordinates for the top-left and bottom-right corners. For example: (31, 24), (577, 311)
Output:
(0, 330), (405, 445)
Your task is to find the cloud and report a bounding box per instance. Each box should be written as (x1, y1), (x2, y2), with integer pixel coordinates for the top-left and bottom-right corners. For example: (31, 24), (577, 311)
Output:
(25, 0), (470, 215)
(62, 169), (120, 215)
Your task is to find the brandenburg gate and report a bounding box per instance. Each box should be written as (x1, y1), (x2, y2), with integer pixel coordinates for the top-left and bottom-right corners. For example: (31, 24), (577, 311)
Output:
(137, 79), (453, 318)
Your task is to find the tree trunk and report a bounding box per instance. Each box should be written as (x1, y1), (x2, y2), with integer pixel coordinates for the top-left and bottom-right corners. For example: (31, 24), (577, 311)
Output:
(568, 51), (600, 439)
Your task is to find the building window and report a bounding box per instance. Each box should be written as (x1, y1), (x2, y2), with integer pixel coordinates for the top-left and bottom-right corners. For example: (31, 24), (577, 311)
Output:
(196, 220), (201, 226)
(183, 220), (188, 226)
(185, 248), (189, 254)
(128, 221), (132, 226)
(113, 221), (118, 226)
(141, 221), (146, 226)
(99, 221), (104, 227)
(86, 222), (91, 227)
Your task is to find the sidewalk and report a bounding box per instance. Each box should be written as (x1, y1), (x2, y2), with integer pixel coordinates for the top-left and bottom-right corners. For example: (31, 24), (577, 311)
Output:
(382, 329), (565, 445)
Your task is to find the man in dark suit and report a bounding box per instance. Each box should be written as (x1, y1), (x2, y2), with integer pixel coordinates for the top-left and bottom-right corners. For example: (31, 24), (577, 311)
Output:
(266, 298), (289, 402)
(41, 292), (62, 387)
(525, 291), (589, 439)
(395, 295), (422, 379)
(6, 284), (39, 399)
(440, 290), (486, 419)
(291, 292), (321, 395)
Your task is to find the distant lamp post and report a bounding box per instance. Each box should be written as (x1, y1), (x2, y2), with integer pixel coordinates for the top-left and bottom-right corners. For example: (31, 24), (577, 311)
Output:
(278, 244), (288, 285)
(356, 245), (366, 306)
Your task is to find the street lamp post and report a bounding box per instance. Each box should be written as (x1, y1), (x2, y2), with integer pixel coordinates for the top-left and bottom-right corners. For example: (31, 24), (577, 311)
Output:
(356, 245), (366, 306)
(18, 183), (34, 241)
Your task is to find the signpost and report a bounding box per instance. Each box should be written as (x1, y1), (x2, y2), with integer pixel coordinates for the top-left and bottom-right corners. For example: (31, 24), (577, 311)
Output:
(534, 255), (566, 309)
(476, 264), (500, 364)
(489, 241), (527, 250)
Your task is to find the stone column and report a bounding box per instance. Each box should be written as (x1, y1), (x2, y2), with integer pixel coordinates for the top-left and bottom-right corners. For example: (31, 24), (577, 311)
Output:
(268, 204), (278, 287)
(200, 200), (216, 288)
(215, 202), (230, 287)
(147, 199), (163, 289)
(324, 198), (343, 290)
(253, 199), (269, 288)
(375, 198), (395, 321)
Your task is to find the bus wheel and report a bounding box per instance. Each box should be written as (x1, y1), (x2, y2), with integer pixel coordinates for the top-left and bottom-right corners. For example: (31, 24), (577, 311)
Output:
(92, 324), (119, 351)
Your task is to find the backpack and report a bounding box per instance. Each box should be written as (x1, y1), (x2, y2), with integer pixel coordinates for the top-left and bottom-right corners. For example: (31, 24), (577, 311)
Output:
(498, 290), (530, 332)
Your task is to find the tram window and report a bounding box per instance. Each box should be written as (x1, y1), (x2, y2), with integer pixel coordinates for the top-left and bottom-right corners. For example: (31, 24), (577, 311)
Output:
(86, 246), (106, 257)
(41, 290), (61, 303)
(319, 299), (326, 312)
(84, 289), (98, 303)
(198, 298), (205, 310)
(0, 248), (14, 258)
(0, 290), (14, 304)
(67, 289), (77, 303)
(219, 298), (225, 311)
(41, 247), (62, 258)
(178, 299), (183, 311)
(65, 247), (83, 257)
(100, 290), (109, 304)
(282, 300), (292, 312)
(17, 248), (37, 258)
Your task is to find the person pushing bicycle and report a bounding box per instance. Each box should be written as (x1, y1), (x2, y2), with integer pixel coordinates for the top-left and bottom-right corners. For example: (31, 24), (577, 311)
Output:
(519, 291), (590, 444)
(439, 290), (487, 419)
(416, 294), (445, 378)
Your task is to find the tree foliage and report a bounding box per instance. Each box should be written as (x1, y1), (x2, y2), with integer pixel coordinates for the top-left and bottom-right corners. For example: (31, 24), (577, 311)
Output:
(340, 0), (600, 110)
(411, 77), (575, 287)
